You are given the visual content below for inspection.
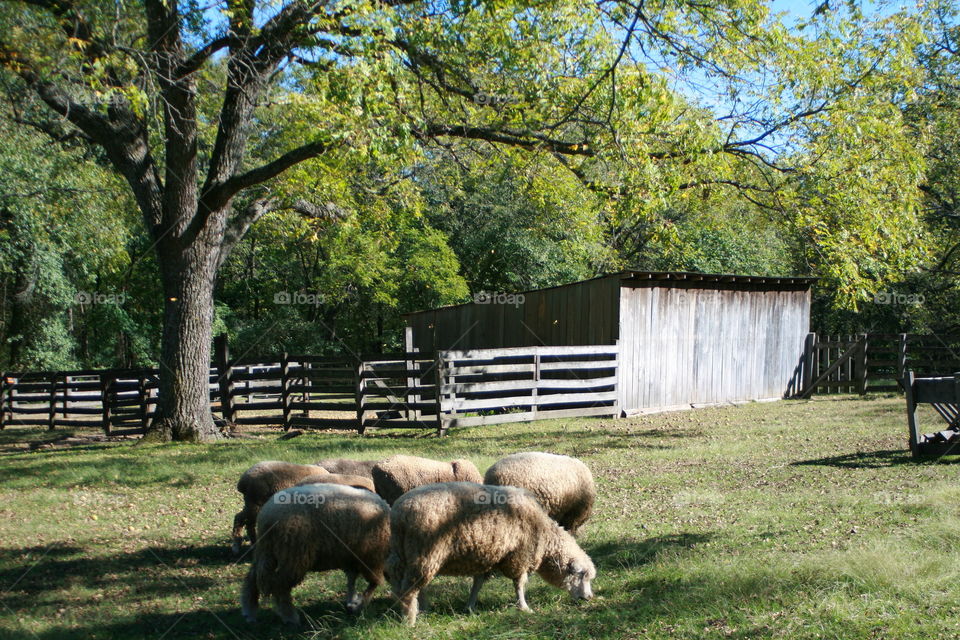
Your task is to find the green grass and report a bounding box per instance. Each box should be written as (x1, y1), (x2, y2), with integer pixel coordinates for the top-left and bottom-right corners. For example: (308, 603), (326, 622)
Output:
(1, 394), (959, 639)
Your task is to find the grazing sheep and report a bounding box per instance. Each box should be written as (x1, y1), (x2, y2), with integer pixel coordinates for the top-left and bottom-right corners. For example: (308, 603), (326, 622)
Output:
(295, 472), (375, 493)
(387, 482), (596, 625)
(315, 458), (379, 479)
(240, 484), (390, 625)
(484, 452), (596, 535)
(231, 461), (328, 554)
(372, 454), (482, 504)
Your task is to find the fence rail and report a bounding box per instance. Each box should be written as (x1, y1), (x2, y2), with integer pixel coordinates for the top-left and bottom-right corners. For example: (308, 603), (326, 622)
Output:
(0, 341), (620, 436)
(798, 333), (960, 397)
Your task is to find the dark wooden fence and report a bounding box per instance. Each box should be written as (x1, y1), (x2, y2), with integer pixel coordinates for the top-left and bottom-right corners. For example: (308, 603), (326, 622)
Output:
(0, 343), (619, 436)
(799, 333), (960, 397)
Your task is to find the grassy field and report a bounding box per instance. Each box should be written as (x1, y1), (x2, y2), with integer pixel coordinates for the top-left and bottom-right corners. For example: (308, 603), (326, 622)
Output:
(1, 394), (959, 639)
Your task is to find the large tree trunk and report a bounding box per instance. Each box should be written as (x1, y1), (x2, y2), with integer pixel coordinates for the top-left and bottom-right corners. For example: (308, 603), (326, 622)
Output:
(146, 236), (221, 442)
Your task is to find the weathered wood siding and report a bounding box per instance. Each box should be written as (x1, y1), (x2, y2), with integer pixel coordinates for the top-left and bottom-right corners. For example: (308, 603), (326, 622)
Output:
(405, 275), (621, 351)
(617, 284), (810, 411)
(404, 273), (812, 413)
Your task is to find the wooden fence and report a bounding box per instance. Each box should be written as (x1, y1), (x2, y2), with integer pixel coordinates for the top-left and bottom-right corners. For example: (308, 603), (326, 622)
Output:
(903, 371), (960, 458)
(0, 343), (619, 436)
(799, 333), (960, 397)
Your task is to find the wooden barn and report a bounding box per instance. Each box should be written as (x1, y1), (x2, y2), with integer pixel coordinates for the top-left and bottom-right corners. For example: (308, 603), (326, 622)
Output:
(403, 271), (815, 414)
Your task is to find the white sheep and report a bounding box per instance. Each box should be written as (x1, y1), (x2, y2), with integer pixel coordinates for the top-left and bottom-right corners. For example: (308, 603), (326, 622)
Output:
(371, 454), (482, 504)
(387, 481), (596, 625)
(240, 483), (390, 625)
(484, 452), (596, 534)
(294, 472), (375, 493)
(231, 460), (328, 554)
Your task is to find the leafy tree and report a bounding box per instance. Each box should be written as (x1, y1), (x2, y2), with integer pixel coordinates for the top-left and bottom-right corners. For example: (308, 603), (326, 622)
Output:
(0, 0), (935, 440)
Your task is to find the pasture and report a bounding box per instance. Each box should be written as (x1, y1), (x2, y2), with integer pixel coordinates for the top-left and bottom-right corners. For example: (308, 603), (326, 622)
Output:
(0, 394), (958, 639)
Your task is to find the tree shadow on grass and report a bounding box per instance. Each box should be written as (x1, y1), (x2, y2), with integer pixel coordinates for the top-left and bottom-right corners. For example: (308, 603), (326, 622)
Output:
(0, 541), (246, 615)
(791, 449), (960, 469)
(587, 533), (713, 571)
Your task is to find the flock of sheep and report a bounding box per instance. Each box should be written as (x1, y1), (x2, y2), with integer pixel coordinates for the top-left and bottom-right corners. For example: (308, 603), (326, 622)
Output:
(231, 452), (598, 626)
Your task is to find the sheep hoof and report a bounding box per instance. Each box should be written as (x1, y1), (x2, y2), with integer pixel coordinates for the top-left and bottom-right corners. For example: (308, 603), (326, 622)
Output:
(345, 599), (363, 614)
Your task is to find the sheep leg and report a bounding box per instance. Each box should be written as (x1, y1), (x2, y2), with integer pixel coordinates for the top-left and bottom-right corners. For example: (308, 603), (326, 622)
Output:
(231, 510), (247, 555)
(354, 568), (382, 611)
(397, 572), (426, 626)
(273, 590), (299, 626)
(513, 572), (531, 612)
(240, 565), (259, 623)
(344, 570), (362, 613)
(466, 574), (487, 612)
(400, 589), (420, 627)
(246, 503), (260, 545)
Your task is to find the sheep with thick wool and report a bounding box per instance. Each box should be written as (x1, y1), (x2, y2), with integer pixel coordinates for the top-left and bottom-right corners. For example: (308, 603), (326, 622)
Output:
(315, 458), (379, 479)
(387, 482), (596, 625)
(484, 452), (596, 535)
(240, 484), (390, 625)
(371, 454), (482, 504)
(231, 461), (328, 554)
(295, 472), (375, 493)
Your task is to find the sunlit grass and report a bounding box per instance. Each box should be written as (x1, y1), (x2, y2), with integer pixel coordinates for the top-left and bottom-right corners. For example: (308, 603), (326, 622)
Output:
(0, 394), (958, 638)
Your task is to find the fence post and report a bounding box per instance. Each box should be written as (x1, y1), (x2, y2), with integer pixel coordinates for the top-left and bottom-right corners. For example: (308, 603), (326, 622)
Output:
(214, 335), (235, 424)
(101, 374), (113, 435)
(62, 374), (70, 423)
(0, 373), (6, 430)
(137, 374), (149, 429)
(612, 341), (622, 417)
(435, 352), (448, 436)
(48, 374), (58, 430)
(6, 375), (16, 427)
(897, 333), (908, 387)
(802, 333), (816, 396)
(356, 359), (366, 435)
(531, 348), (540, 420)
(299, 361), (310, 418)
(856, 333), (868, 395)
(280, 352), (291, 431)
(904, 370), (919, 458)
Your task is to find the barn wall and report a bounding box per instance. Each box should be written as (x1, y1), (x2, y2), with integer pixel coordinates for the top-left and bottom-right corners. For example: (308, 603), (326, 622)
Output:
(404, 275), (621, 351)
(617, 284), (810, 411)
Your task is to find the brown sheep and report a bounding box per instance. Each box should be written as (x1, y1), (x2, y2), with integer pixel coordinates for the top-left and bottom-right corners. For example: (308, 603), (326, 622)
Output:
(240, 484), (390, 625)
(314, 458), (379, 479)
(294, 472), (375, 493)
(387, 482), (596, 625)
(371, 454), (482, 504)
(231, 461), (327, 555)
(484, 452), (596, 534)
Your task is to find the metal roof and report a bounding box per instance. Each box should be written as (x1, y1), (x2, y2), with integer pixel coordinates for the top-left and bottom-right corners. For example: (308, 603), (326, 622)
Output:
(402, 270), (816, 318)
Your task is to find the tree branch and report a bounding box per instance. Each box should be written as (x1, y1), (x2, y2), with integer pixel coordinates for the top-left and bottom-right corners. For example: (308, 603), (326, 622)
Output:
(201, 138), (334, 212)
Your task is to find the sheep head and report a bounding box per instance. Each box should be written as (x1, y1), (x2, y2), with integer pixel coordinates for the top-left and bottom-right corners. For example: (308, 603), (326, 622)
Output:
(536, 532), (596, 602)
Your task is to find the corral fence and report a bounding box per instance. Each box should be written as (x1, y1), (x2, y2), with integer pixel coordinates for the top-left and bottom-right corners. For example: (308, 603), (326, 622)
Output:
(798, 332), (960, 397)
(903, 371), (960, 458)
(0, 340), (619, 436)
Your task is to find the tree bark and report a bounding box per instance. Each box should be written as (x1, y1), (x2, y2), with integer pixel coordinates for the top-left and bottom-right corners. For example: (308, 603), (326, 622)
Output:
(146, 233), (222, 442)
